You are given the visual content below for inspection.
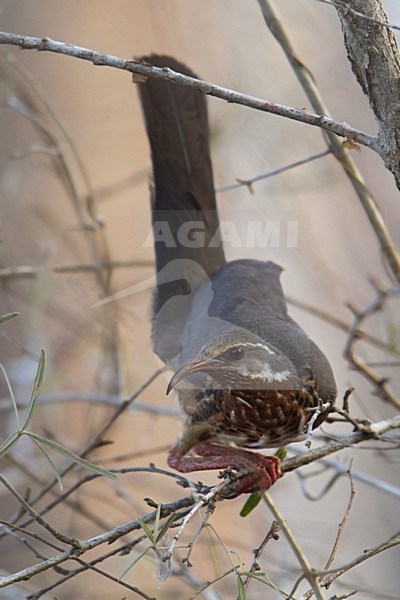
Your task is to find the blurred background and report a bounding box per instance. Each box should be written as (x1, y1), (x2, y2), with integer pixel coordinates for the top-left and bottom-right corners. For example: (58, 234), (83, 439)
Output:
(0, 1), (399, 598)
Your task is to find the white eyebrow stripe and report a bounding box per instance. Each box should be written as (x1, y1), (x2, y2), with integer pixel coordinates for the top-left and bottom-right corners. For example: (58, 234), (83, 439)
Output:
(248, 367), (292, 382)
(235, 342), (276, 355)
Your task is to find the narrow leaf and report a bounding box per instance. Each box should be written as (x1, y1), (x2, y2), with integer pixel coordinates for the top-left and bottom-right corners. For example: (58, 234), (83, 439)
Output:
(137, 517), (155, 544)
(0, 363), (19, 428)
(119, 546), (150, 581)
(24, 432), (117, 480)
(237, 574), (246, 600)
(21, 349), (46, 431)
(31, 437), (64, 491)
(274, 447), (287, 460)
(153, 503), (161, 541)
(239, 572), (287, 596)
(155, 512), (178, 543)
(0, 312), (19, 324)
(240, 492), (261, 517)
(0, 430), (20, 458)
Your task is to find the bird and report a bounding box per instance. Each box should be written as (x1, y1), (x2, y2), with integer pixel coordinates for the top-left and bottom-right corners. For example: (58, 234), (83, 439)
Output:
(137, 55), (337, 498)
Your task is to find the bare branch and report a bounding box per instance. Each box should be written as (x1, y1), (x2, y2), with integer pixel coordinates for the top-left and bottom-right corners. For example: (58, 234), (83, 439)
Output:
(321, 531), (400, 590)
(257, 0), (400, 283)
(0, 496), (195, 589)
(281, 414), (400, 473)
(285, 295), (400, 356)
(0, 260), (152, 280)
(317, 0), (400, 31)
(333, 0), (400, 187)
(242, 520), (280, 589)
(344, 286), (400, 410)
(321, 467), (356, 576)
(263, 492), (325, 600)
(0, 31), (377, 149)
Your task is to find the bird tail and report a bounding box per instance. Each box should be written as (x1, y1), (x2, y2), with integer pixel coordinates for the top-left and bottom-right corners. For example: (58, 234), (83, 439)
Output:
(137, 55), (226, 361)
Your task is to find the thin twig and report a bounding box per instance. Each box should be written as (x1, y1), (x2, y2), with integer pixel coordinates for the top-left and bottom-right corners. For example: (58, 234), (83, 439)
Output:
(0, 392), (179, 417)
(0, 496), (195, 589)
(344, 286), (400, 409)
(317, 0), (400, 32)
(0, 260), (153, 280)
(0, 31), (377, 149)
(0, 369), (165, 541)
(289, 448), (400, 499)
(257, 0), (400, 283)
(187, 566), (238, 600)
(281, 414), (400, 473)
(262, 492), (325, 600)
(321, 466), (356, 576)
(320, 532), (400, 589)
(26, 533), (148, 598)
(242, 520), (280, 589)
(285, 295), (400, 356)
(216, 149), (330, 192)
(0, 475), (80, 549)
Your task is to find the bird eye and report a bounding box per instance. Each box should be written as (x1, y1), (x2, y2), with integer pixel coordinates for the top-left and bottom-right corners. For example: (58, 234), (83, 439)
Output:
(225, 347), (245, 361)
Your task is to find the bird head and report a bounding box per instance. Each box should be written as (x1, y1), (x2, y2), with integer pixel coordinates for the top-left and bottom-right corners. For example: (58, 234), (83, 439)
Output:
(167, 328), (300, 393)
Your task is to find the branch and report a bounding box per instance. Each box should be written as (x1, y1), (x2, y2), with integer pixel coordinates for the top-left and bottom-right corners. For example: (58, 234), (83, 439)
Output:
(3, 28), (399, 279)
(320, 531), (400, 589)
(333, 0), (400, 188)
(0, 496), (195, 589)
(0, 31), (377, 149)
(318, 0), (400, 32)
(281, 414), (400, 473)
(321, 467), (355, 576)
(0, 260), (152, 280)
(1, 413), (398, 591)
(263, 492), (325, 600)
(344, 285), (400, 410)
(257, 0), (400, 283)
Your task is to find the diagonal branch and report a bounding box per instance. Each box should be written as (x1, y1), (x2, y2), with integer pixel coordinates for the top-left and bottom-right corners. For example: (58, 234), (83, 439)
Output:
(257, 0), (400, 282)
(1, 413), (399, 590)
(0, 31), (377, 149)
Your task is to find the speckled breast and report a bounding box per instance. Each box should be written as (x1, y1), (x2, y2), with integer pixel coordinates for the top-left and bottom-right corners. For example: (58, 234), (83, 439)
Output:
(191, 385), (331, 448)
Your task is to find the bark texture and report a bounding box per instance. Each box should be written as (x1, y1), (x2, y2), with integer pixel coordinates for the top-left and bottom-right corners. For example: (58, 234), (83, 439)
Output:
(334, 0), (400, 187)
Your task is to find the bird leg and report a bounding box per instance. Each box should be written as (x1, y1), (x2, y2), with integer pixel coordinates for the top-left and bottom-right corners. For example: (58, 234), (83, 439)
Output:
(167, 442), (282, 498)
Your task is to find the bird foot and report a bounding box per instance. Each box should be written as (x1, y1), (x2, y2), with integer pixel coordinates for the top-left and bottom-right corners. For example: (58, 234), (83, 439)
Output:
(167, 443), (282, 499)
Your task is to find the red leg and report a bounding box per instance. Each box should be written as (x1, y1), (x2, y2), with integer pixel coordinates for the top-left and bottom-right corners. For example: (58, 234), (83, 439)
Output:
(167, 442), (282, 498)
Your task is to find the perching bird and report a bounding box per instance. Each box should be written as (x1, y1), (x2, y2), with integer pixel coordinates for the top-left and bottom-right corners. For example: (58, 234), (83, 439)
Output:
(137, 55), (336, 497)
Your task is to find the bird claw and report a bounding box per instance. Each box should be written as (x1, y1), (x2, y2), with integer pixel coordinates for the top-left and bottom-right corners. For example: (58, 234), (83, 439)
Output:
(167, 443), (283, 499)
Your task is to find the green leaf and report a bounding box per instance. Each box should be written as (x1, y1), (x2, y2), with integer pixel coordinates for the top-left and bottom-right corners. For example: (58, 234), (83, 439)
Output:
(137, 517), (155, 544)
(119, 546), (150, 581)
(274, 447), (287, 460)
(237, 574), (246, 600)
(21, 349), (46, 431)
(239, 571), (287, 596)
(0, 430), (20, 458)
(153, 503), (161, 541)
(155, 512), (178, 543)
(23, 432), (118, 480)
(31, 437), (64, 491)
(0, 312), (19, 324)
(240, 492), (261, 517)
(0, 363), (19, 428)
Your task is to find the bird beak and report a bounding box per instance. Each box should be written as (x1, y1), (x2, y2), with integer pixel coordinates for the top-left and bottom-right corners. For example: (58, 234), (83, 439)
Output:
(167, 354), (221, 394)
